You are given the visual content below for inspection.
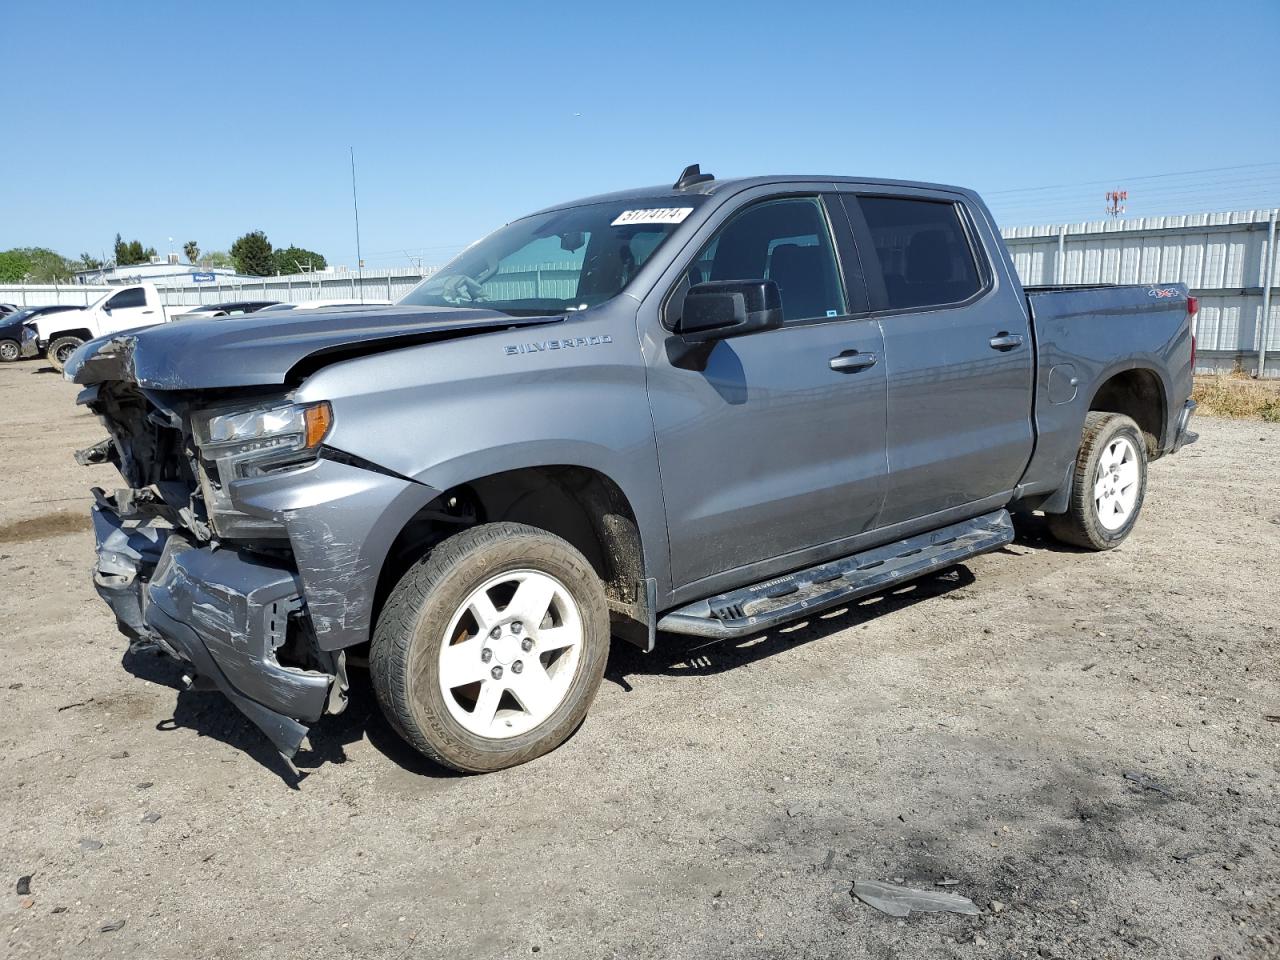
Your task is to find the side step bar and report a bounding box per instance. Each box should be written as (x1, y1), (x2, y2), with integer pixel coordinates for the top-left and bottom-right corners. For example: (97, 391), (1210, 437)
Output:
(657, 510), (1015, 639)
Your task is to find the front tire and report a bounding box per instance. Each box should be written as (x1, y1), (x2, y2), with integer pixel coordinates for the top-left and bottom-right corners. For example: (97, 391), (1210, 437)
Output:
(0, 339), (19, 363)
(47, 336), (85, 374)
(370, 522), (610, 773)
(1048, 411), (1148, 550)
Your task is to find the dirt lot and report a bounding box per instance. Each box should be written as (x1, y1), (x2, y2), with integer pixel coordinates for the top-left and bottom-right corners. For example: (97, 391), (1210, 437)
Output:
(0, 359), (1276, 960)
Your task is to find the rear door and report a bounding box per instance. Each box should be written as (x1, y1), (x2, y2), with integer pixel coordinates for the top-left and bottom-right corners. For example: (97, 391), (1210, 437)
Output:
(841, 192), (1034, 527)
(100, 286), (159, 333)
(646, 191), (888, 593)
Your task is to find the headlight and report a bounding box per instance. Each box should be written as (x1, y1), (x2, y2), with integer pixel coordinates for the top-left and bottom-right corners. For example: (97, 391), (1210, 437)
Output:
(193, 400), (332, 479)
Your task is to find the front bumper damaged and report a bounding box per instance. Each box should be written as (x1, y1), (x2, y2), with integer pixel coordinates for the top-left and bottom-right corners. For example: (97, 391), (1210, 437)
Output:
(94, 505), (333, 755)
(91, 458), (436, 757)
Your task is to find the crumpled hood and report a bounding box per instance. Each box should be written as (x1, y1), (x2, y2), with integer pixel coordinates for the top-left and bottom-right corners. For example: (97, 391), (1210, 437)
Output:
(66, 305), (564, 390)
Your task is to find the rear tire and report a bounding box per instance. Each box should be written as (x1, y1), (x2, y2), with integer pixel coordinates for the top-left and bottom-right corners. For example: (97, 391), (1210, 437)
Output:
(370, 522), (610, 773)
(47, 336), (85, 374)
(1048, 411), (1148, 551)
(0, 339), (19, 363)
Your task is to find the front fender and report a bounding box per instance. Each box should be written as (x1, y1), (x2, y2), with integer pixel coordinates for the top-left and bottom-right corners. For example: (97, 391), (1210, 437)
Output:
(294, 308), (674, 595)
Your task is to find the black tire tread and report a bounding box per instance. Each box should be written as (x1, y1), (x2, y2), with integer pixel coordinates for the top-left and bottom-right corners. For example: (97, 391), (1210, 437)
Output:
(46, 336), (84, 374)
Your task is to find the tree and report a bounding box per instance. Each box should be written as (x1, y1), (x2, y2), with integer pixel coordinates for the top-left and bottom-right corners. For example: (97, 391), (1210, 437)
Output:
(79, 252), (103, 270)
(20, 247), (78, 282)
(0, 247), (76, 282)
(273, 245), (327, 275)
(204, 250), (233, 269)
(183, 240), (200, 264)
(0, 250), (31, 283)
(231, 230), (274, 276)
(113, 233), (155, 267)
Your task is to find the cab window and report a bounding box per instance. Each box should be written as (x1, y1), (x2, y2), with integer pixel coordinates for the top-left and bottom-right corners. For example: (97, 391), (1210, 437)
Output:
(689, 197), (845, 323)
(106, 287), (146, 310)
(851, 196), (983, 310)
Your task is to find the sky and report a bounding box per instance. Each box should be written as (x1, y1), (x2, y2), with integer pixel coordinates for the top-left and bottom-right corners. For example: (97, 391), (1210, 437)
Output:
(5, 0), (1278, 271)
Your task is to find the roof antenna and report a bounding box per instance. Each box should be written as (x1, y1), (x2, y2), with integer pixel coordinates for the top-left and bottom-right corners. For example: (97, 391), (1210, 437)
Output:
(674, 163), (715, 190)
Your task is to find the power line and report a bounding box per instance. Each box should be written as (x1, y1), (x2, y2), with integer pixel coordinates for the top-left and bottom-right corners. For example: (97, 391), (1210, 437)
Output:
(983, 161), (1280, 197)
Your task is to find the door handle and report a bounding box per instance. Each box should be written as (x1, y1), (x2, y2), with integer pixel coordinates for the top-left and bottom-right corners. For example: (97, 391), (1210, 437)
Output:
(141, 309), (155, 315)
(988, 332), (1023, 351)
(829, 351), (878, 372)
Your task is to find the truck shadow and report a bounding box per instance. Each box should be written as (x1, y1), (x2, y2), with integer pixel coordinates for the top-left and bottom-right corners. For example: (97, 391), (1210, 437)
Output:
(122, 645), (451, 787)
(605, 564), (978, 687)
(121, 554), (1032, 785)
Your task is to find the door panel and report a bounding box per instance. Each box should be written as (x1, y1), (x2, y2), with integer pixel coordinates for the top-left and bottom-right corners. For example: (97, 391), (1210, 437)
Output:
(843, 194), (1035, 526)
(649, 320), (887, 588)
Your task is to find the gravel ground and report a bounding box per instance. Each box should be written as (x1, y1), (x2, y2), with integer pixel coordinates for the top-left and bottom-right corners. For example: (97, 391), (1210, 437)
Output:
(0, 359), (1276, 960)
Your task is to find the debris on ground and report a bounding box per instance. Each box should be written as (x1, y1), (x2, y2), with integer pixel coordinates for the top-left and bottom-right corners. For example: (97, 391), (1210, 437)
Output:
(852, 879), (981, 918)
(109, 750), (130, 759)
(100, 920), (126, 933)
(1123, 770), (1173, 797)
(142, 811), (162, 824)
(79, 839), (103, 851)
(16, 874), (32, 895)
(56, 698), (94, 712)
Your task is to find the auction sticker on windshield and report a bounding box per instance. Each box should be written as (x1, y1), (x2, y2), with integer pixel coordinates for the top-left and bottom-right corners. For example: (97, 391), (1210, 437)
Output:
(611, 207), (694, 226)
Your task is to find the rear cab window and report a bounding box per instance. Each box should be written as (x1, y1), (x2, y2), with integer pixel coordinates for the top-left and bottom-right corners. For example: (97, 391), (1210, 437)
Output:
(846, 196), (986, 311)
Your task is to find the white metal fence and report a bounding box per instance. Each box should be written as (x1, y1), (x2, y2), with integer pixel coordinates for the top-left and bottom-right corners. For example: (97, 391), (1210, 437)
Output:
(4, 207), (1278, 376)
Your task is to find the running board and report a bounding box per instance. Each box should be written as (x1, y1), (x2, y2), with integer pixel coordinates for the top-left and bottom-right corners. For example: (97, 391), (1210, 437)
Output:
(657, 510), (1015, 639)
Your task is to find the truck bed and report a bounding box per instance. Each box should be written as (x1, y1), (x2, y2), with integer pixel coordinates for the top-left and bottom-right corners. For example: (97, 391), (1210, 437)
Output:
(1014, 281), (1195, 506)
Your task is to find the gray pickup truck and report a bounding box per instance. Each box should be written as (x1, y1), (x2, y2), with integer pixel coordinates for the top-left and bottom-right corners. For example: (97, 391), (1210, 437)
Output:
(68, 166), (1197, 772)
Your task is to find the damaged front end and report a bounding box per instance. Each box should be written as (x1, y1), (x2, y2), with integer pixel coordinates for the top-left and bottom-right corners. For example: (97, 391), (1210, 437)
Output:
(80, 372), (350, 756)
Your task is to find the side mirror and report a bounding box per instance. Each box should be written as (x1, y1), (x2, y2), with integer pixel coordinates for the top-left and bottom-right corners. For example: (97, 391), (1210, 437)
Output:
(677, 280), (783, 342)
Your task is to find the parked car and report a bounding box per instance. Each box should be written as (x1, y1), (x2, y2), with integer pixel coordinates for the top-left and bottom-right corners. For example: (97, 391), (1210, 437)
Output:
(68, 166), (1196, 772)
(254, 298), (393, 313)
(22, 283), (189, 372)
(0, 305), (82, 362)
(172, 300), (280, 320)
(0, 303), (20, 318)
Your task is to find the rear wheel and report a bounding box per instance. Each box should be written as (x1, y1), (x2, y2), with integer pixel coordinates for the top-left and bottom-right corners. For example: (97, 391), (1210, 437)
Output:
(47, 336), (85, 374)
(0, 339), (18, 362)
(370, 522), (610, 772)
(1048, 411), (1148, 550)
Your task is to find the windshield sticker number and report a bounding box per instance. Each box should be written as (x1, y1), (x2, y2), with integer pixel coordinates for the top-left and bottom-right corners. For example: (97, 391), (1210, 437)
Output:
(611, 207), (694, 227)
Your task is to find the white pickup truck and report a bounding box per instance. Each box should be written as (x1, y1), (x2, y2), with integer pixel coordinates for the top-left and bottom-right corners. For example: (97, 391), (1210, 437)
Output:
(22, 283), (183, 373)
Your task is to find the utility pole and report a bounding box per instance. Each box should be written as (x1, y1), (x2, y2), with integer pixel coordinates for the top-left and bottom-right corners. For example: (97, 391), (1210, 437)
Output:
(350, 147), (364, 304)
(1105, 190), (1128, 218)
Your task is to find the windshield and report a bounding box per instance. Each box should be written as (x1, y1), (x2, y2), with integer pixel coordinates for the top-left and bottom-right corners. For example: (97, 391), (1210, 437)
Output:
(399, 198), (704, 315)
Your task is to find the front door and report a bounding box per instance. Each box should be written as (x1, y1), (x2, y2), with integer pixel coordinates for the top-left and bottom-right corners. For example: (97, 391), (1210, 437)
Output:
(841, 193), (1035, 527)
(647, 195), (889, 592)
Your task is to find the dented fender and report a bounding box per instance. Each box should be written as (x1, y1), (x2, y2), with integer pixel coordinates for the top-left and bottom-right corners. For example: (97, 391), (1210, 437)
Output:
(227, 457), (439, 651)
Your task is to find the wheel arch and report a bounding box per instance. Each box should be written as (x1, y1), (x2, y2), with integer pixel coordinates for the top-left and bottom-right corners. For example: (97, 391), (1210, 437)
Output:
(1086, 363), (1168, 457)
(46, 326), (94, 345)
(374, 463), (653, 649)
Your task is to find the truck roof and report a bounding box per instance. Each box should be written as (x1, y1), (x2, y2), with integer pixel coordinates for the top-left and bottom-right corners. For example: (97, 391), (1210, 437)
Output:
(531, 174), (973, 216)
